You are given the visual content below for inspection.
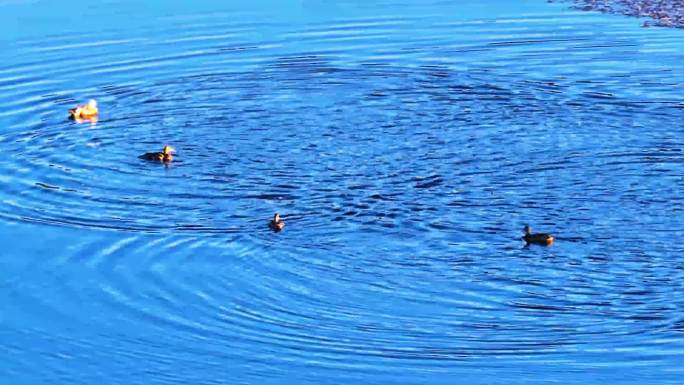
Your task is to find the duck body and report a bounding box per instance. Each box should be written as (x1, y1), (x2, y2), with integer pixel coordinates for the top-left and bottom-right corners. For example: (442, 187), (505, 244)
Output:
(69, 99), (98, 119)
(523, 225), (554, 246)
(139, 152), (170, 161)
(269, 213), (285, 232)
(139, 145), (175, 163)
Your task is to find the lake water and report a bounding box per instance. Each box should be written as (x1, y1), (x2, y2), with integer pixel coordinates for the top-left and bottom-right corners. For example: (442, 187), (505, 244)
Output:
(1, 0), (684, 384)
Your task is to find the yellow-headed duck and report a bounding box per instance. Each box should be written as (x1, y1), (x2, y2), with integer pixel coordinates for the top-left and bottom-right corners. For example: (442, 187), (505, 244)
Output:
(69, 99), (98, 119)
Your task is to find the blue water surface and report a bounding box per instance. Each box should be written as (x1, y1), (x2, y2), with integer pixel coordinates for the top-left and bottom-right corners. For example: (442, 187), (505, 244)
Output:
(1, 0), (684, 384)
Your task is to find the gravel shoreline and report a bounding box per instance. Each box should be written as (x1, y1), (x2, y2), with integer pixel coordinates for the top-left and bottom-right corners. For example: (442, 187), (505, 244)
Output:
(554, 0), (684, 28)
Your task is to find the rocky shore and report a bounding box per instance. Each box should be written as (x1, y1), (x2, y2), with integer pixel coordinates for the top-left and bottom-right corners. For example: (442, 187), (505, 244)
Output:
(555, 0), (684, 28)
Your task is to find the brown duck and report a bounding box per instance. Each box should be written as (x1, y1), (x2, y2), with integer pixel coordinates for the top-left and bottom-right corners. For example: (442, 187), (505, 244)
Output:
(523, 225), (554, 246)
(139, 145), (175, 162)
(269, 213), (285, 232)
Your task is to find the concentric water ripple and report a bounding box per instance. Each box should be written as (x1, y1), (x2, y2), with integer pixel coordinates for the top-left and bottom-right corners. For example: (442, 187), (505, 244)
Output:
(3, 223), (684, 382)
(2, 1), (684, 384)
(2, 64), (683, 235)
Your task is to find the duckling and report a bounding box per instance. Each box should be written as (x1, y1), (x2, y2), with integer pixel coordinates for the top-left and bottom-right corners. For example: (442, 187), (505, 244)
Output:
(69, 99), (98, 119)
(139, 145), (175, 162)
(522, 225), (554, 246)
(269, 213), (285, 232)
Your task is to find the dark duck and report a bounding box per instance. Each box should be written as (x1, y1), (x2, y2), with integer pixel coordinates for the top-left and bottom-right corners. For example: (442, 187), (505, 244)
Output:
(522, 225), (554, 246)
(139, 145), (175, 162)
(269, 213), (285, 232)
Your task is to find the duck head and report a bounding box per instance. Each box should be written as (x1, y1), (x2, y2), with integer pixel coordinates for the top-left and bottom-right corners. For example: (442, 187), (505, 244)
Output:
(523, 225), (531, 235)
(87, 99), (97, 109)
(273, 213), (281, 223)
(162, 145), (175, 162)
